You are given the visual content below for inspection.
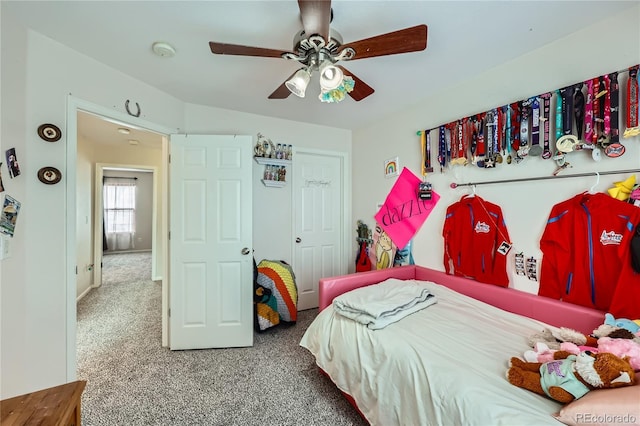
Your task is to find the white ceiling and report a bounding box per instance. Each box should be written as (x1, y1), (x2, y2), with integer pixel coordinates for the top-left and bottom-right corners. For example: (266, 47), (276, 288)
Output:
(4, 1), (637, 131)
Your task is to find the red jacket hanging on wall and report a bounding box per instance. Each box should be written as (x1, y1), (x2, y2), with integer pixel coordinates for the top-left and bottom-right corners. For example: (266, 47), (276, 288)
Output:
(539, 192), (640, 317)
(443, 195), (511, 286)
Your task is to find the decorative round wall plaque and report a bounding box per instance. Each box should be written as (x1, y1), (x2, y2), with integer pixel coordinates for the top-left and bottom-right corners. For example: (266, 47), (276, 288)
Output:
(37, 123), (62, 142)
(37, 166), (62, 185)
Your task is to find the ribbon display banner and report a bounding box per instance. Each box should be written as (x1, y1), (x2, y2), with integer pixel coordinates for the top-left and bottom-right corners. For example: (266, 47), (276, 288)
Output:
(374, 167), (440, 249)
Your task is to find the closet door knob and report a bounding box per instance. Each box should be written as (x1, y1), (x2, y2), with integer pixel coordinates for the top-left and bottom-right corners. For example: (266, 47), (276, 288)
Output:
(295, 237), (302, 243)
(241, 248), (250, 255)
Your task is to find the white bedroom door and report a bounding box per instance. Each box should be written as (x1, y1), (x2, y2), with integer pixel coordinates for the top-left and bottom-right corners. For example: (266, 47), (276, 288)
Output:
(293, 151), (345, 310)
(169, 134), (253, 350)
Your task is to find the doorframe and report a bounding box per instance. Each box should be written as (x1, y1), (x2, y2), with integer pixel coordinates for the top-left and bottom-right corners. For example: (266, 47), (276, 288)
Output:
(93, 164), (159, 289)
(66, 96), (176, 381)
(291, 147), (351, 278)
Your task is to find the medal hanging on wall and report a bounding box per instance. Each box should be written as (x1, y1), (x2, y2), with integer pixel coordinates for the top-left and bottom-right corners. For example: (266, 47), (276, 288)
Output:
(484, 110), (496, 168)
(418, 130), (434, 200)
(511, 102), (522, 163)
(600, 74), (624, 158)
(476, 114), (486, 168)
(450, 120), (467, 166)
(540, 93), (553, 159)
(493, 109), (502, 164)
(605, 71), (626, 157)
(528, 97), (543, 156)
(573, 84), (585, 142)
(556, 85), (580, 154)
(517, 100), (531, 161)
(624, 65), (639, 138)
(584, 78), (595, 145)
(504, 105), (513, 164)
(437, 125), (447, 172)
(553, 89), (567, 169)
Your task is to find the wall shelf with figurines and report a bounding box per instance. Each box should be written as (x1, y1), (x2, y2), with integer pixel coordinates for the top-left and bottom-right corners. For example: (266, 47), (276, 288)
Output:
(253, 133), (292, 187)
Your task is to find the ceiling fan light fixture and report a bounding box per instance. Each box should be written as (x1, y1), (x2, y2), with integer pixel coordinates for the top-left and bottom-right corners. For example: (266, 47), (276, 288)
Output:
(285, 68), (311, 98)
(319, 60), (344, 91)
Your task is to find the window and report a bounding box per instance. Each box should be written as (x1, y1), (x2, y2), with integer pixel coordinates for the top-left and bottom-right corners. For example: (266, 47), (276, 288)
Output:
(103, 177), (137, 251)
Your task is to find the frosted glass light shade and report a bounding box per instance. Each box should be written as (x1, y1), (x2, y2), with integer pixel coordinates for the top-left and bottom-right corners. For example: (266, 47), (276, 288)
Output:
(285, 68), (311, 97)
(319, 61), (344, 90)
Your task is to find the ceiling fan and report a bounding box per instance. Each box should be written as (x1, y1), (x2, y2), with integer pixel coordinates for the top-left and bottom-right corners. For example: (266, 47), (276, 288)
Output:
(209, 0), (428, 102)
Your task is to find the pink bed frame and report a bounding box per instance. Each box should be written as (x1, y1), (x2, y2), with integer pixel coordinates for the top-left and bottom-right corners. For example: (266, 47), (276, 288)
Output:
(317, 266), (606, 422)
(319, 265), (605, 334)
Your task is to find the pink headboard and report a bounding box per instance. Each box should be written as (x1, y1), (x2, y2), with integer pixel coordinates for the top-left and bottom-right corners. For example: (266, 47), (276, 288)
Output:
(318, 266), (605, 334)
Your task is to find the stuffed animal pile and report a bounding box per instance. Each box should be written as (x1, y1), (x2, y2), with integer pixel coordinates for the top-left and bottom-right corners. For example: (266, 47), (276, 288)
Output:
(507, 313), (640, 402)
(507, 351), (636, 403)
(523, 313), (640, 371)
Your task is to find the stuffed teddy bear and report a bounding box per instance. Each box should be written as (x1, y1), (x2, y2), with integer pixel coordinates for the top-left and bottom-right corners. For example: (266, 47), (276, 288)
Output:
(507, 351), (636, 404)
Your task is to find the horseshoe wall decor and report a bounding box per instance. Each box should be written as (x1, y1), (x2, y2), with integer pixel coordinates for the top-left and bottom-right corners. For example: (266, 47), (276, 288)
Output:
(125, 100), (141, 117)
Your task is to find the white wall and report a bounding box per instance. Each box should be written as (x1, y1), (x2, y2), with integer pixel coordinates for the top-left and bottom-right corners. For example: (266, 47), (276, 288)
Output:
(185, 104), (351, 266)
(0, 11), (351, 399)
(0, 15), (184, 398)
(353, 6), (640, 295)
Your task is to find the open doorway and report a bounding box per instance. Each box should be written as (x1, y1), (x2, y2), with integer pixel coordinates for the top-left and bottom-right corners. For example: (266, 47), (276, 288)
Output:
(74, 109), (167, 359)
(66, 96), (175, 382)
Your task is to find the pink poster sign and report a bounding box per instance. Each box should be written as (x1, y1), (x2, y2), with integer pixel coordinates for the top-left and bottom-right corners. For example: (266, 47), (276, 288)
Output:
(374, 167), (440, 249)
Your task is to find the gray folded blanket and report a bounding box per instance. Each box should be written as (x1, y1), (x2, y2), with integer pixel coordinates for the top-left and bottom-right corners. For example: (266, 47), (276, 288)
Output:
(332, 278), (437, 330)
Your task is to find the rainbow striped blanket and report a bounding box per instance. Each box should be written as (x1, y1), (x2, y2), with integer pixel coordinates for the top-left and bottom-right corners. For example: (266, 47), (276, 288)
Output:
(254, 260), (298, 332)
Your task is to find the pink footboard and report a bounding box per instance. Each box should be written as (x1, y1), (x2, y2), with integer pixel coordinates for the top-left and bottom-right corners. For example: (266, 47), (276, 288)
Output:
(318, 265), (605, 334)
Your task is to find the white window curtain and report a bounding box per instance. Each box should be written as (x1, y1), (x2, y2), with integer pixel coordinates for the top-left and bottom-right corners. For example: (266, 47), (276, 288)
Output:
(103, 177), (137, 251)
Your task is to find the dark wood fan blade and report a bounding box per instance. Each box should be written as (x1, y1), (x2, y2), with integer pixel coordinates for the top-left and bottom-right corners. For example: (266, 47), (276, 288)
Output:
(338, 24), (428, 60)
(209, 42), (290, 58)
(297, 0), (331, 41)
(337, 66), (375, 101)
(268, 71), (298, 99)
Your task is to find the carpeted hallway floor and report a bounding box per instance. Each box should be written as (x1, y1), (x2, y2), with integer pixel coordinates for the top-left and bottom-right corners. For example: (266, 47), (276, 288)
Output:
(76, 252), (366, 425)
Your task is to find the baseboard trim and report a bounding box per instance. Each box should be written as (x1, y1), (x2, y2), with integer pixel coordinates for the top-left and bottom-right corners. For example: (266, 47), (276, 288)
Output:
(76, 285), (93, 303)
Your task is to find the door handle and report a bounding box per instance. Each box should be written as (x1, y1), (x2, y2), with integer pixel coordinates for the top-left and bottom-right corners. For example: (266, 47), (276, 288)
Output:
(241, 247), (250, 255)
(295, 237), (301, 243)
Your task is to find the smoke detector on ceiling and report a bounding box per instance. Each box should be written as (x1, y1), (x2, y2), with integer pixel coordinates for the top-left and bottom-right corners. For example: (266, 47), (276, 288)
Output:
(152, 42), (176, 58)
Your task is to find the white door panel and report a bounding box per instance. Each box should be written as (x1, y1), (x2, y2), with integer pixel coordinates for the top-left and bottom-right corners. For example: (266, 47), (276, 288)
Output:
(170, 134), (253, 350)
(294, 152), (344, 310)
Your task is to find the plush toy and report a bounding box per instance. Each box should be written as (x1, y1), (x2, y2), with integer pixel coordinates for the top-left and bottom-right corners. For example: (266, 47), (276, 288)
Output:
(524, 342), (598, 363)
(524, 342), (557, 363)
(604, 313), (640, 334)
(597, 337), (640, 371)
(528, 328), (561, 351)
(507, 351), (636, 404)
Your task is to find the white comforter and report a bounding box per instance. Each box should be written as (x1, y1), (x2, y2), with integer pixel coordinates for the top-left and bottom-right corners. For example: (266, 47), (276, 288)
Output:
(332, 278), (437, 330)
(300, 279), (565, 426)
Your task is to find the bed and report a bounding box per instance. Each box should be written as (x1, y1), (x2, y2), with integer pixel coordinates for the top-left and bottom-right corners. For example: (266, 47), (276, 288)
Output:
(299, 265), (610, 426)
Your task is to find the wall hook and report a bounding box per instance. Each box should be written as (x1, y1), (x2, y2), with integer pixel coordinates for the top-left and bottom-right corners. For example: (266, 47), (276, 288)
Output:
(125, 100), (141, 117)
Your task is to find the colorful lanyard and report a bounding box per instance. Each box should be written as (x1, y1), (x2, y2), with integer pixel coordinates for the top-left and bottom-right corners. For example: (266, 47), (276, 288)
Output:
(603, 74), (611, 141)
(504, 105), (512, 163)
(420, 130), (433, 175)
(511, 103), (521, 151)
(591, 77), (601, 144)
(540, 93), (552, 159)
(584, 79), (595, 144)
(485, 110), (496, 168)
(626, 65), (639, 134)
(609, 72), (619, 144)
(573, 84), (585, 141)
(555, 89), (563, 141)
(529, 97), (542, 156)
(438, 125), (446, 172)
